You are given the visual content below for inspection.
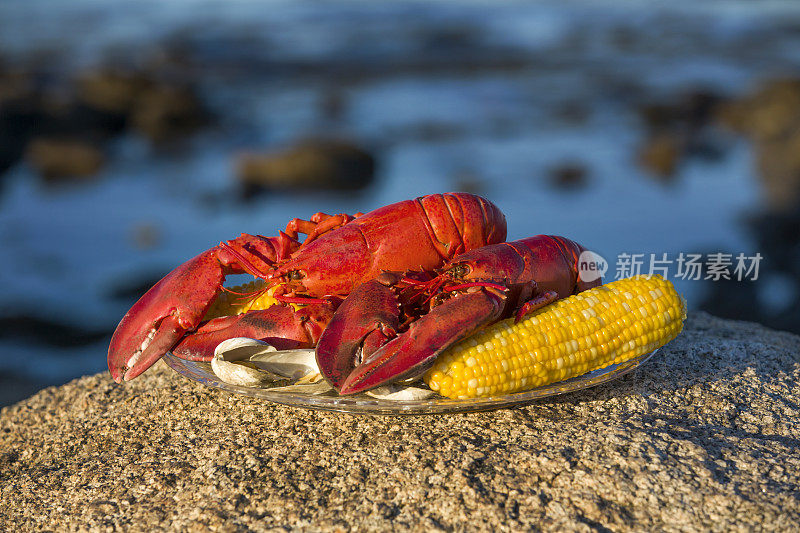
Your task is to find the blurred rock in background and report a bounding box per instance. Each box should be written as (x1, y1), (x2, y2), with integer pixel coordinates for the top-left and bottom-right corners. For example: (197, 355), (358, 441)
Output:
(236, 139), (376, 199)
(637, 133), (682, 180)
(0, 63), (212, 187)
(548, 163), (590, 191)
(130, 84), (209, 144)
(636, 91), (727, 181)
(719, 79), (800, 213)
(703, 207), (800, 335)
(26, 138), (105, 182)
(697, 79), (800, 334)
(0, 68), (41, 176)
(76, 70), (152, 120)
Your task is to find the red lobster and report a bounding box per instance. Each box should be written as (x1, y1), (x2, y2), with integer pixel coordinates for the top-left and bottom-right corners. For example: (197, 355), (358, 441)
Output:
(107, 193), (507, 382)
(316, 235), (601, 395)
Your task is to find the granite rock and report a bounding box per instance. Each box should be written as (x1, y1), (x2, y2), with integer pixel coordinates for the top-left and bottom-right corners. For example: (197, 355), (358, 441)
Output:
(1, 312), (799, 531)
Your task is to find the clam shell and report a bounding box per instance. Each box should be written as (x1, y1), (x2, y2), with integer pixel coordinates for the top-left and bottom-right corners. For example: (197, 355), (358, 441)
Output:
(210, 338), (435, 400)
(249, 349), (321, 381)
(210, 338), (323, 387)
(211, 338), (282, 386)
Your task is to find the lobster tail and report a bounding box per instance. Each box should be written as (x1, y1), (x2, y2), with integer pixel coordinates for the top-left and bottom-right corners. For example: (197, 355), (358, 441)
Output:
(275, 193), (508, 296)
(417, 193), (507, 260)
(542, 235), (603, 292)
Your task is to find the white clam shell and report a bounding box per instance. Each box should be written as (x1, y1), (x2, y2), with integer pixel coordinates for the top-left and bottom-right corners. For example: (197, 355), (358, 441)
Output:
(214, 337), (278, 360)
(211, 338), (282, 386)
(249, 349), (321, 381)
(211, 338), (323, 387)
(210, 338), (434, 400)
(211, 357), (277, 387)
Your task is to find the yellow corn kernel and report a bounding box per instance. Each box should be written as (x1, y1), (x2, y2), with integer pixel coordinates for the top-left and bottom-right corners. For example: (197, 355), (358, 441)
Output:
(424, 275), (686, 399)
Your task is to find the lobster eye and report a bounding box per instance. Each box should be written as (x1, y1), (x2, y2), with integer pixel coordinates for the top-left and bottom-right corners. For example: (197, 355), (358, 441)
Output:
(288, 270), (304, 280)
(449, 263), (470, 278)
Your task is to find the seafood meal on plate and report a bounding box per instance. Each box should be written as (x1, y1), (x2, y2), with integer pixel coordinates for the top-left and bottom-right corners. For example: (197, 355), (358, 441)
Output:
(108, 192), (686, 403)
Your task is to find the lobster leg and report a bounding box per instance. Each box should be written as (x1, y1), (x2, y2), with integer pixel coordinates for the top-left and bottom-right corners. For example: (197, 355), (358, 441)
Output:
(283, 212), (360, 245)
(514, 291), (559, 323)
(173, 302), (337, 361)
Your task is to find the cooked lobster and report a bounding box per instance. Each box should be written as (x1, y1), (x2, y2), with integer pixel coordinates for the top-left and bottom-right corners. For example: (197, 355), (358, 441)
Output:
(107, 193), (507, 382)
(315, 235), (601, 395)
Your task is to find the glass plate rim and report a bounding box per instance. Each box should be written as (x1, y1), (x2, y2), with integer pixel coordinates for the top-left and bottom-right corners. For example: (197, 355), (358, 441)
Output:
(162, 349), (657, 415)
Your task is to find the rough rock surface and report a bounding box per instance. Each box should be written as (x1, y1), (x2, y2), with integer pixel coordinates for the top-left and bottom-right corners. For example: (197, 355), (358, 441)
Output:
(2, 312), (799, 531)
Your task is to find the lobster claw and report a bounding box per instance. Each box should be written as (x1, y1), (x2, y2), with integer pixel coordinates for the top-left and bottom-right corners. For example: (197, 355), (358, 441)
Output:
(108, 252), (225, 382)
(108, 232), (303, 382)
(317, 280), (508, 395)
(315, 274), (402, 391)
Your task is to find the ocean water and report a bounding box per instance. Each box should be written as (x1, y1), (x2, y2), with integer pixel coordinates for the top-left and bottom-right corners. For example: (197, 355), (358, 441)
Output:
(0, 0), (798, 396)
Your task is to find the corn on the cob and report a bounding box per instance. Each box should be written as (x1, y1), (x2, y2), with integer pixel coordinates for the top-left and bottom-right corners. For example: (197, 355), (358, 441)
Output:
(424, 275), (686, 399)
(203, 279), (290, 320)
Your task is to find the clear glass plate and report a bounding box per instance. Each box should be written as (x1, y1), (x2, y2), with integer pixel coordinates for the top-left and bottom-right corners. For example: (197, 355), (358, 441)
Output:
(163, 350), (656, 415)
